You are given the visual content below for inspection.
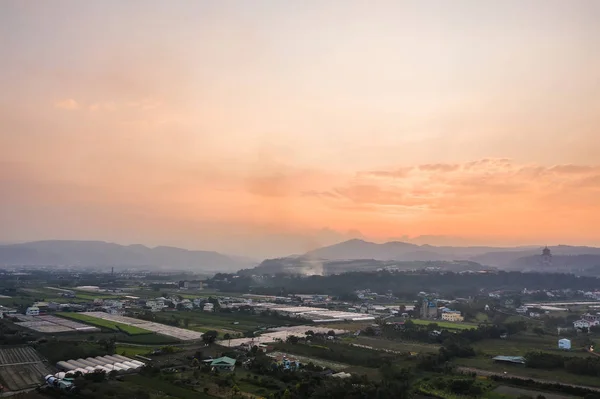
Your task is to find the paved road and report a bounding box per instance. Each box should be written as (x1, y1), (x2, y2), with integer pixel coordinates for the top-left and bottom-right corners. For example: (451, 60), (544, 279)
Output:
(457, 366), (600, 392)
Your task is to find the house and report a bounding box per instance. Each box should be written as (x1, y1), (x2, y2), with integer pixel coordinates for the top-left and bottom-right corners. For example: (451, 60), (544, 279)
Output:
(574, 319), (599, 329)
(0, 306), (17, 319)
(582, 313), (600, 322)
(558, 338), (571, 350)
(441, 311), (464, 322)
(203, 303), (214, 312)
(210, 356), (236, 371)
(193, 298), (204, 308)
(516, 306), (529, 314)
(26, 306), (40, 316)
(179, 280), (203, 290)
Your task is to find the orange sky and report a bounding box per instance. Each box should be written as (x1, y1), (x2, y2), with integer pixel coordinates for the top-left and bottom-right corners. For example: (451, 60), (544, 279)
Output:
(1, 1), (599, 257)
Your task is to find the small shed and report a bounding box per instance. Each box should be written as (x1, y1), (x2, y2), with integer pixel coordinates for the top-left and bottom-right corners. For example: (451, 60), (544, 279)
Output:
(558, 338), (571, 350)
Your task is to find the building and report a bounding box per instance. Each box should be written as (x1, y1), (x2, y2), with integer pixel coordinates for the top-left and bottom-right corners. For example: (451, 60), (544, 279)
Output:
(574, 319), (599, 329)
(492, 356), (525, 364)
(203, 303), (214, 312)
(25, 306), (40, 316)
(0, 306), (17, 319)
(541, 247), (552, 268)
(558, 338), (571, 350)
(179, 280), (203, 290)
(210, 356), (236, 371)
(516, 306), (529, 314)
(441, 311), (464, 322)
(420, 299), (438, 319)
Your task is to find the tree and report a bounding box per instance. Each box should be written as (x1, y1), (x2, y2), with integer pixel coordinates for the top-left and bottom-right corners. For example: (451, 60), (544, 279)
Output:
(203, 330), (218, 344)
(327, 330), (336, 337)
(533, 327), (545, 336)
(286, 335), (299, 344)
(184, 318), (190, 328)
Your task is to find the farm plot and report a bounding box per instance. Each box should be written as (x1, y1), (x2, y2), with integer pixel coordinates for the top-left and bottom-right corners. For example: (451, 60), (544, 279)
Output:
(73, 312), (203, 341)
(15, 314), (100, 333)
(57, 313), (151, 335)
(0, 347), (52, 392)
(411, 319), (478, 330)
(220, 325), (347, 347)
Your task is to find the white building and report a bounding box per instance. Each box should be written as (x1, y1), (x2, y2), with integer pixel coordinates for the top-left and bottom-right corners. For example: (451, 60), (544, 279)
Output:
(558, 338), (571, 350)
(204, 303), (214, 312)
(516, 306), (529, 314)
(574, 319), (599, 329)
(26, 306), (40, 316)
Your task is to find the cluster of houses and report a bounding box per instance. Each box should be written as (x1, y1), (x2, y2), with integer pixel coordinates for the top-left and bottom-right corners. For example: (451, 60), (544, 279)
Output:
(573, 313), (600, 330)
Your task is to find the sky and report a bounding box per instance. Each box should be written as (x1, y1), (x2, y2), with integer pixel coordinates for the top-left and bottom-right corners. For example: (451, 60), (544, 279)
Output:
(1, 1), (599, 258)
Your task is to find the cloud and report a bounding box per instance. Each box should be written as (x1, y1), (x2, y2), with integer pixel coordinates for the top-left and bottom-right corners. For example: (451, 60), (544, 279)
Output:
(54, 98), (80, 110)
(307, 159), (600, 218)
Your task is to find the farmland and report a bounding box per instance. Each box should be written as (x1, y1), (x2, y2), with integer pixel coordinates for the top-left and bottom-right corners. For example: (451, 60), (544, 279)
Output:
(411, 318), (478, 330)
(57, 312), (152, 335)
(0, 347), (52, 391)
(151, 310), (305, 335)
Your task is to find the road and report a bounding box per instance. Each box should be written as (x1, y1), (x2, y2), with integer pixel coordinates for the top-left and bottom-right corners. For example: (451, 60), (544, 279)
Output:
(457, 366), (600, 392)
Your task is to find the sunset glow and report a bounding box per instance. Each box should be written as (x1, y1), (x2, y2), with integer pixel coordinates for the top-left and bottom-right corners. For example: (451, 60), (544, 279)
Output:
(1, 1), (599, 257)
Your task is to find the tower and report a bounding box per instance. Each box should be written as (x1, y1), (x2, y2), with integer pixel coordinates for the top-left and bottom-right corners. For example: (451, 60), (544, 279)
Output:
(541, 246), (552, 268)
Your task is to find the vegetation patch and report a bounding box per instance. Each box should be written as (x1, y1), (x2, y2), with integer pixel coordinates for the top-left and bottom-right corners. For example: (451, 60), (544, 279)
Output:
(57, 312), (152, 335)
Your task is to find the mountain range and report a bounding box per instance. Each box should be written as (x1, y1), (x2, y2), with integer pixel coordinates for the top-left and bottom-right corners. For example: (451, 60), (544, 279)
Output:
(0, 240), (254, 272)
(243, 239), (600, 274)
(302, 239), (600, 264)
(2, 239), (600, 274)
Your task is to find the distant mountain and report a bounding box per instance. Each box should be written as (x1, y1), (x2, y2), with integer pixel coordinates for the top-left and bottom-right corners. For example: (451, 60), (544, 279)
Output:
(241, 256), (493, 276)
(508, 254), (600, 273)
(0, 240), (253, 272)
(302, 239), (600, 269)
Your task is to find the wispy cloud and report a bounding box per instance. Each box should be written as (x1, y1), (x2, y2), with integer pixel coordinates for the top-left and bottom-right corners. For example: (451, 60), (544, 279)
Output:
(54, 98), (80, 110)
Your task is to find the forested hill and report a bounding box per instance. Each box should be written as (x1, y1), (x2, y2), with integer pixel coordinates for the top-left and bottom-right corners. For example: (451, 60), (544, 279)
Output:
(210, 271), (600, 298)
(0, 240), (251, 271)
(242, 257), (493, 276)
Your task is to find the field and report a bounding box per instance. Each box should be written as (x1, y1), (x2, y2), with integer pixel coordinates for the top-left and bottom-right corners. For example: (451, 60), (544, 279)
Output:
(124, 375), (216, 399)
(115, 344), (156, 357)
(57, 312), (152, 335)
(72, 312), (204, 341)
(472, 334), (592, 358)
(151, 310), (304, 335)
(455, 356), (600, 388)
(0, 347), (52, 391)
(411, 319), (478, 330)
(348, 336), (440, 354)
(493, 385), (577, 399)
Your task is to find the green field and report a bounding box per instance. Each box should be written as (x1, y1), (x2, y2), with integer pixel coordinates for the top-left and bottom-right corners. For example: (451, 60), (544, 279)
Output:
(57, 312), (151, 335)
(116, 344), (156, 357)
(472, 334), (591, 358)
(151, 310), (304, 335)
(411, 319), (478, 330)
(348, 336), (441, 354)
(455, 356), (600, 388)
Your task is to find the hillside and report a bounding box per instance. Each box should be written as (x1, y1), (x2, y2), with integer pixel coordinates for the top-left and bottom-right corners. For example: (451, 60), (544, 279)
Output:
(242, 256), (494, 276)
(0, 240), (252, 272)
(303, 239), (600, 269)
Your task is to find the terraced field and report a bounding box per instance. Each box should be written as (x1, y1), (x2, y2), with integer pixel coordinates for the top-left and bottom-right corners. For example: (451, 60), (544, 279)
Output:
(0, 346), (53, 392)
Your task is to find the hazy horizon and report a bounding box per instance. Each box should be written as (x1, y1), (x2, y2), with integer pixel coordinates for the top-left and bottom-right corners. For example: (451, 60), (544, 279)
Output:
(2, 1), (599, 258)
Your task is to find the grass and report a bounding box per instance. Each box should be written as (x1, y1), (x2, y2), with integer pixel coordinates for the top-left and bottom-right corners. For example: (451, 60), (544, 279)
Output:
(411, 319), (478, 330)
(116, 345), (156, 357)
(472, 334), (592, 358)
(151, 310), (304, 335)
(348, 336), (440, 354)
(57, 312), (151, 335)
(454, 356), (600, 388)
(124, 375), (216, 399)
